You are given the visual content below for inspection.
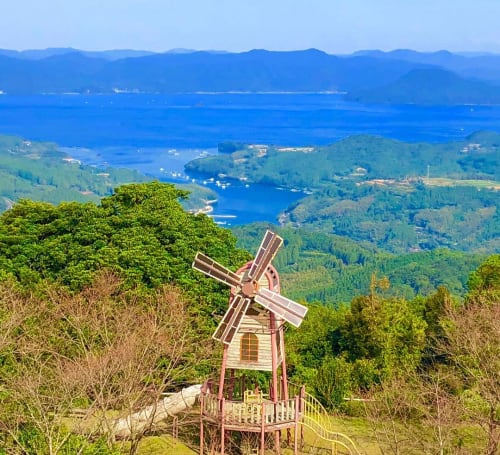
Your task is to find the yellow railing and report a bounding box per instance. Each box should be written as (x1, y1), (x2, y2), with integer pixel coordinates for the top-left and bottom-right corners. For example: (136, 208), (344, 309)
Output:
(299, 390), (360, 455)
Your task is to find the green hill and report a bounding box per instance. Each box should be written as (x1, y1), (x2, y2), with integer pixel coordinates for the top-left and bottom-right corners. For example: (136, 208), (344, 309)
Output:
(346, 68), (500, 105)
(0, 134), (217, 215)
(0, 135), (148, 210)
(186, 133), (500, 254)
(186, 132), (500, 186)
(233, 223), (485, 304)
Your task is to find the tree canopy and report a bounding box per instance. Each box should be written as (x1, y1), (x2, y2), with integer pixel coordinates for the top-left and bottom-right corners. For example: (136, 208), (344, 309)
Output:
(0, 181), (250, 320)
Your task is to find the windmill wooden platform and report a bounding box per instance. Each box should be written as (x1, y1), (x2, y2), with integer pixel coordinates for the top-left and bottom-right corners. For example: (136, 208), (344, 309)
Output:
(193, 230), (307, 454)
(193, 230), (360, 455)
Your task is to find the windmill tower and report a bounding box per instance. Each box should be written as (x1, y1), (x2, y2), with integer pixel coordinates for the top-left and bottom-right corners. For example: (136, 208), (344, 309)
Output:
(193, 230), (308, 455)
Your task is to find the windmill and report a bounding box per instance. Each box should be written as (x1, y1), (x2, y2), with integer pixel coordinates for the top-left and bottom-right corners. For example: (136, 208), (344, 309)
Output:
(194, 230), (308, 454)
(192, 230), (308, 346)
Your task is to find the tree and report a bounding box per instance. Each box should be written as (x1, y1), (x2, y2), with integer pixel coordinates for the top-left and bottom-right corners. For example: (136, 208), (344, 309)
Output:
(313, 356), (352, 410)
(0, 273), (212, 454)
(342, 288), (427, 380)
(466, 254), (500, 303)
(0, 182), (250, 324)
(441, 294), (500, 454)
(421, 286), (454, 365)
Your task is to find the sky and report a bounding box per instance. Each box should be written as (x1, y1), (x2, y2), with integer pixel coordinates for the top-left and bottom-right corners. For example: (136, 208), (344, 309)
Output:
(1, 0), (499, 54)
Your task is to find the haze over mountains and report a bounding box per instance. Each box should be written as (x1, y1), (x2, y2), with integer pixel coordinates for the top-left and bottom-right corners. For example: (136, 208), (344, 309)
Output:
(1, 48), (500, 104)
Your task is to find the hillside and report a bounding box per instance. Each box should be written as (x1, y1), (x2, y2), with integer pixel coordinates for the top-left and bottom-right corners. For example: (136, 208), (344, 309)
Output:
(0, 182), (497, 454)
(0, 134), (219, 214)
(0, 135), (148, 210)
(189, 132), (500, 184)
(347, 68), (500, 105)
(233, 224), (485, 303)
(185, 132), (500, 253)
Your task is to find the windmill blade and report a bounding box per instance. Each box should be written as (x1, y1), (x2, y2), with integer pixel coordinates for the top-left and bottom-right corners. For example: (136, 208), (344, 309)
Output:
(254, 288), (308, 328)
(192, 252), (241, 288)
(213, 294), (251, 345)
(248, 230), (283, 282)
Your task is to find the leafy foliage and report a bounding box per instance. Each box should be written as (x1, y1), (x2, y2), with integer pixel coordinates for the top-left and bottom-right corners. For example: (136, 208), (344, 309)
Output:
(286, 286), (442, 410)
(0, 182), (250, 327)
(233, 223), (485, 303)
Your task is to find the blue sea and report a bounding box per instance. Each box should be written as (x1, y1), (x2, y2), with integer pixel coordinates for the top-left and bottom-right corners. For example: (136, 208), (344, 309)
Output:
(1, 93), (499, 224)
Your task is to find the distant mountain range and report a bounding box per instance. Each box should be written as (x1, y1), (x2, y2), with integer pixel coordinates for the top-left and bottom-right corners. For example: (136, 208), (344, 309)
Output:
(346, 68), (500, 105)
(0, 47), (228, 61)
(0, 47), (155, 61)
(1, 47), (500, 104)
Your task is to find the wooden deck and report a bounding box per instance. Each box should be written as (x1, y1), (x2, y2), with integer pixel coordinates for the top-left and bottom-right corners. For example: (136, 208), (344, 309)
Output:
(202, 392), (299, 431)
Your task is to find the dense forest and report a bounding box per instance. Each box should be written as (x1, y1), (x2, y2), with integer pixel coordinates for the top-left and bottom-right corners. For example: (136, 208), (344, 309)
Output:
(233, 223), (486, 302)
(0, 182), (497, 454)
(187, 132), (500, 254)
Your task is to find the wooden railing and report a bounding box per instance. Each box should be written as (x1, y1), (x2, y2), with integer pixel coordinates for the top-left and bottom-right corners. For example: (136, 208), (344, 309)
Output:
(203, 393), (297, 426)
(202, 382), (360, 454)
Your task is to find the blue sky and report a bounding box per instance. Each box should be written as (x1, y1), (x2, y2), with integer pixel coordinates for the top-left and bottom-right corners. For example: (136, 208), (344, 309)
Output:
(2, 0), (499, 53)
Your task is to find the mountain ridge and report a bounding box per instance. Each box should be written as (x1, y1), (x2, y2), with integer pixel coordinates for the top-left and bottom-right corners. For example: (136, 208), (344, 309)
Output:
(0, 48), (461, 96)
(1, 48), (500, 104)
(347, 68), (500, 105)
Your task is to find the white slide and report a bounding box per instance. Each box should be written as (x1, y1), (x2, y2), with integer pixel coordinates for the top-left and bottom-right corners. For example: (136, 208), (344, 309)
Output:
(112, 384), (202, 438)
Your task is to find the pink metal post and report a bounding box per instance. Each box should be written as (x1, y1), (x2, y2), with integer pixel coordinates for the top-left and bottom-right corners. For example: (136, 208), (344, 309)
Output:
(220, 397), (225, 455)
(260, 402), (266, 455)
(218, 345), (229, 401)
(294, 394), (300, 455)
(270, 311), (281, 453)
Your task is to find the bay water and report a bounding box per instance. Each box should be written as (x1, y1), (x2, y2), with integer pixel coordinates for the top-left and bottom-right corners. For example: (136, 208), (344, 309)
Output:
(1, 93), (499, 224)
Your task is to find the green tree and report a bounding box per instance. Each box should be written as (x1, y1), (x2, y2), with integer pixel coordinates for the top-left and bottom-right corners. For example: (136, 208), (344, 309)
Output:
(467, 254), (500, 303)
(0, 182), (250, 323)
(313, 356), (353, 410)
(421, 286), (454, 365)
(342, 290), (427, 380)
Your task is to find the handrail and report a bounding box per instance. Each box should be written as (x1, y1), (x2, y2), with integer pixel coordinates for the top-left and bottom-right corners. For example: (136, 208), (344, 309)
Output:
(203, 381), (360, 454)
(298, 387), (361, 455)
(202, 392), (296, 426)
